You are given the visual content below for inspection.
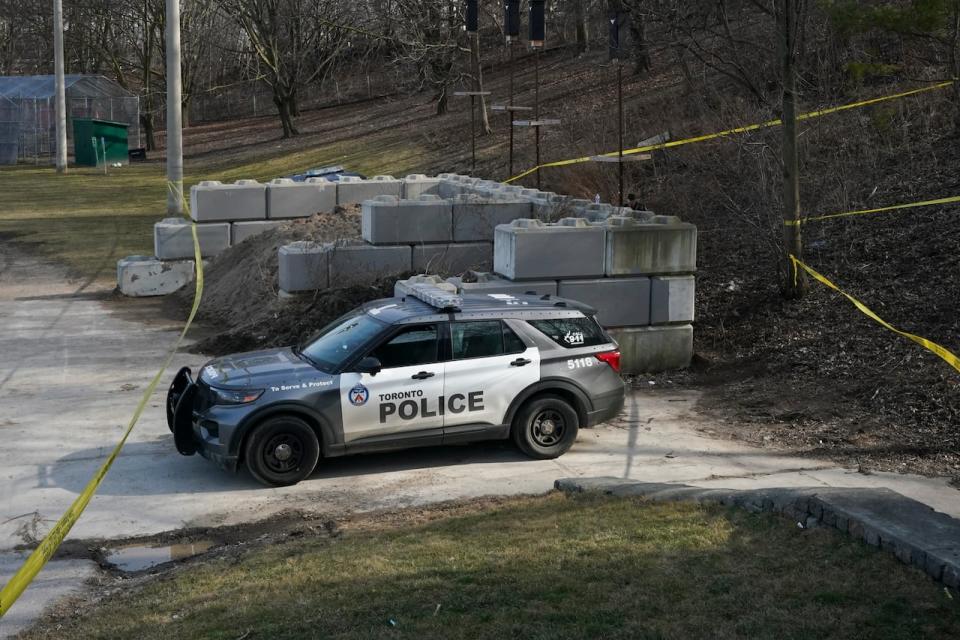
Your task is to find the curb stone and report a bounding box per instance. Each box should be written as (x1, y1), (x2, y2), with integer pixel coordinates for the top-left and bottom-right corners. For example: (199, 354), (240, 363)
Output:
(555, 477), (960, 588)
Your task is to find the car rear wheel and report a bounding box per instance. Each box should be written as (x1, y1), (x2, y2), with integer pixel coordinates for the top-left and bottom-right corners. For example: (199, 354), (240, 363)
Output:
(512, 394), (579, 459)
(244, 416), (320, 487)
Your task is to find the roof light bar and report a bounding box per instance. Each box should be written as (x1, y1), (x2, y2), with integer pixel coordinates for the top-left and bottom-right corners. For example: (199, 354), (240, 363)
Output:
(407, 283), (463, 311)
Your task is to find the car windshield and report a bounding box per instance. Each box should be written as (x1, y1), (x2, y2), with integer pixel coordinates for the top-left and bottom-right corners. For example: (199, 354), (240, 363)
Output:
(300, 312), (385, 372)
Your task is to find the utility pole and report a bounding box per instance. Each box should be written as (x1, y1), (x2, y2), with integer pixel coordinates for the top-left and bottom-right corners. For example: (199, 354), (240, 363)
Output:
(166, 0), (184, 215)
(779, 0), (807, 298)
(53, 0), (67, 174)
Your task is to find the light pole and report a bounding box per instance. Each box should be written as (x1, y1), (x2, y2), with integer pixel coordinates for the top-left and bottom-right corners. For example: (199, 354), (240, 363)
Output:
(166, 0), (184, 215)
(53, 0), (67, 174)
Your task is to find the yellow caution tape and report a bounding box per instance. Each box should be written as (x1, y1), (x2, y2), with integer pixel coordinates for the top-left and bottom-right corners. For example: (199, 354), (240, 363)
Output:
(790, 255), (960, 374)
(0, 184), (204, 618)
(784, 194), (960, 226)
(506, 81), (954, 183)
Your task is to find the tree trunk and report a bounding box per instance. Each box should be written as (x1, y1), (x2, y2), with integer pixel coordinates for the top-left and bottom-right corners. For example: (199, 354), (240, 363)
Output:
(291, 90), (301, 118)
(471, 31), (491, 134)
(952, 0), (960, 131)
(779, 0), (807, 298)
(142, 113), (155, 151)
(275, 93), (298, 138)
(629, 7), (651, 73)
(181, 98), (190, 129)
(436, 85), (449, 115)
(575, 0), (589, 54)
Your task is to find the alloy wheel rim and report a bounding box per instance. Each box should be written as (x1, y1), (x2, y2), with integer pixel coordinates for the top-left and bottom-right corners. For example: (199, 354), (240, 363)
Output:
(532, 409), (565, 446)
(263, 433), (304, 474)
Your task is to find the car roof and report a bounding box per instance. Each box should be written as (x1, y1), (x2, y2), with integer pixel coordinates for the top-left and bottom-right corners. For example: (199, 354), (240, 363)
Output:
(361, 292), (597, 324)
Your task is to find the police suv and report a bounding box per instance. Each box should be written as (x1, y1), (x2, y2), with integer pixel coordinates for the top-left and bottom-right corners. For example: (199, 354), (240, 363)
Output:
(167, 284), (625, 486)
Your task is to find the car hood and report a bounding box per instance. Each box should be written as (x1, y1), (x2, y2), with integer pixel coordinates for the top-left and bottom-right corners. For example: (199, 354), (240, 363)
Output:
(199, 347), (325, 389)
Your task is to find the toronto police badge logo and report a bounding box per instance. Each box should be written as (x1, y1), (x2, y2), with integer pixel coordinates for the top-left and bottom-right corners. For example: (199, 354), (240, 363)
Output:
(349, 383), (369, 406)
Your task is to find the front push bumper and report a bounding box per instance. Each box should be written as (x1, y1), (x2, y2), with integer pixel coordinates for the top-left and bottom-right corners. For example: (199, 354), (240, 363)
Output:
(166, 367), (239, 472)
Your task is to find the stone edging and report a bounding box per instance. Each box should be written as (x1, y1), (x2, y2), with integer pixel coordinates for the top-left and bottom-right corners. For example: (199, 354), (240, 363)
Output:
(555, 477), (960, 589)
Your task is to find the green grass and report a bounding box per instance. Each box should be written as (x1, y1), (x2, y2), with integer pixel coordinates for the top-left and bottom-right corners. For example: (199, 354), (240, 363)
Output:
(23, 494), (960, 639)
(0, 131), (429, 282)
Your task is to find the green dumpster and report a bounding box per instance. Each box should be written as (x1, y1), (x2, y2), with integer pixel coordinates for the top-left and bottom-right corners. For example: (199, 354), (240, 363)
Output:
(72, 118), (129, 167)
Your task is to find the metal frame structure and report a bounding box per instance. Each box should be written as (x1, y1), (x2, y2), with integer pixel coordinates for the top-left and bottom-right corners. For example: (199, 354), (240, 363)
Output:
(0, 75), (140, 165)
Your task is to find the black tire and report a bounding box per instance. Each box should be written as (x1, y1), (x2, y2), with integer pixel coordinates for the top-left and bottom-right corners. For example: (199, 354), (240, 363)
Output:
(512, 394), (579, 459)
(243, 416), (320, 487)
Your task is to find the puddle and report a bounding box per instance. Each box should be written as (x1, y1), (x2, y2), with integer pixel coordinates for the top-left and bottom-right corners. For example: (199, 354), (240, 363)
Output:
(104, 541), (215, 572)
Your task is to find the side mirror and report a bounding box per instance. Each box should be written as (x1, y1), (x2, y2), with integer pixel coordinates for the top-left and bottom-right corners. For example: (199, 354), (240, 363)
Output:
(355, 356), (382, 376)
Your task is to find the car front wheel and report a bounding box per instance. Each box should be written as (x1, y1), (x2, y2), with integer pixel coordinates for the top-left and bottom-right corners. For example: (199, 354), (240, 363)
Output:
(512, 394), (579, 459)
(243, 416), (320, 487)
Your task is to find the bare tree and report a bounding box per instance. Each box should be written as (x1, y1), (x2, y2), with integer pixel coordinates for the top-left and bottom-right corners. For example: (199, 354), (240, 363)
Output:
(392, 0), (465, 116)
(218, 0), (352, 137)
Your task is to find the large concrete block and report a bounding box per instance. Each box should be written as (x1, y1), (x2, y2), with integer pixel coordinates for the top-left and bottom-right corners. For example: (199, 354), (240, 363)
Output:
(154, 218), (231, 259)
(558, 277), (651, 327)
(412, 242), (492, 274)
(494, 218), (606, 280)
(232, 220), (284, 245)
(447, 272), (558, 297)
(608, 325), (693, 373)
(533, 194), (575, 220)
(190, 180), (266, 222)
(117, 255), (195, 297)
(438, 175), (476, 199)
(577, 202), (616, 221)
(327, 242), (412, 287)
(336, 175), (402, 205)
(651, 275), (695, 324)
(402, 174), (442, 200)
(279, 241), (329, 293)
(452, 196), (533, 242)
(362, 196), (453, 245)
(604, 216), (697, 276)
(266, 178), (337, 219)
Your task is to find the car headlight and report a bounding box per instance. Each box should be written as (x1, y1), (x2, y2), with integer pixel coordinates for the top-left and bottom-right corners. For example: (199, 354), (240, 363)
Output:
(210, 387), (264, 405)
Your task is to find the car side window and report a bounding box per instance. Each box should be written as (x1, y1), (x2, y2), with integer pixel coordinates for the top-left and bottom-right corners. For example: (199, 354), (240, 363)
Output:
(452, 321), (504, 360)
(371, 324), (439, 368)
(528, 316), (610, 348)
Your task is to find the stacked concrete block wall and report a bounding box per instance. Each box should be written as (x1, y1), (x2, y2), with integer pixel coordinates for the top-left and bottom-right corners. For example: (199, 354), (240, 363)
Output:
(269, 174), (696, 373)
(402, 174), (442, 200)
(479, 212), (698, 373)
(337, 175), (402, 205)
(279, 190), (546, 295)
(154, 217), (231, 260)
(267, 178), (336, 219)
(190, 180), (266, 222)
(362, 195), (453, 245)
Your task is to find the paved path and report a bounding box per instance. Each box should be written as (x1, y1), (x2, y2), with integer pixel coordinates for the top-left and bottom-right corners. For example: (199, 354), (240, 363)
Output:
(1, 248), (958, 636)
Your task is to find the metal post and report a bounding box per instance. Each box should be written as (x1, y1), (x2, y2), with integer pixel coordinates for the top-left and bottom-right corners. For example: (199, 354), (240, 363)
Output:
(780, 0), (806, 297)
(617, 62), (624, 207)
(166, 0), (184, 215)
(471, 94), (477, 174)
(534, 48), (541, 190)
(53, 0), (67, 174)
(508, 41), (515, 177)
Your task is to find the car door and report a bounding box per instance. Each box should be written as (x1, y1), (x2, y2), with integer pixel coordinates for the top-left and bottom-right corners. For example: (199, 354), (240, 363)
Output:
(339, 323), (447, 445)
(442, 320), (540, 439)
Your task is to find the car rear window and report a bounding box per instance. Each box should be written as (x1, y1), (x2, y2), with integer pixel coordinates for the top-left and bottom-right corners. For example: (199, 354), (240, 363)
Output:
(529, 316), (610, 348)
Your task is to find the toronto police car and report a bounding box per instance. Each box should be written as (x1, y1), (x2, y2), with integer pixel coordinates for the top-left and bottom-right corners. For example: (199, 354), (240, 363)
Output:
(167, 283), (625, 486)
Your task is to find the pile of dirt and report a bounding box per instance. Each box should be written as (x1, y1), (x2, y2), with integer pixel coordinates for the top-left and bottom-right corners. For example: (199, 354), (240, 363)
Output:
(191, 277), (400, 355)
(171, 205), (408, 354)
(175, 205), (362, 328)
